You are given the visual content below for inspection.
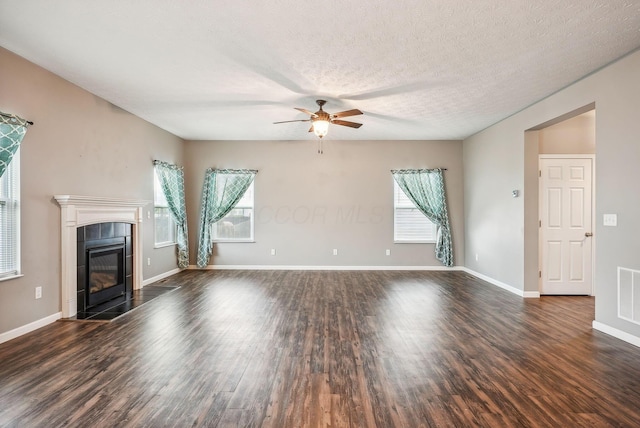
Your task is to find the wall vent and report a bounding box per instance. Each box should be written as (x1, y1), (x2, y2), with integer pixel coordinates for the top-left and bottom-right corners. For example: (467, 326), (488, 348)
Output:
(618, 267), (640, 325)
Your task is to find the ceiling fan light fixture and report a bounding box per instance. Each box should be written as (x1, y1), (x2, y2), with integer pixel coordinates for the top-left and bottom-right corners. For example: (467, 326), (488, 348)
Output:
(274, 100), (362, 143)
(312, 119), (329, 138)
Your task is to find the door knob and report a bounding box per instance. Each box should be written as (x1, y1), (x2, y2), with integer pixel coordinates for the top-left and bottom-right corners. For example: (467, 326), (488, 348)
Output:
(585, 232), (593, 237)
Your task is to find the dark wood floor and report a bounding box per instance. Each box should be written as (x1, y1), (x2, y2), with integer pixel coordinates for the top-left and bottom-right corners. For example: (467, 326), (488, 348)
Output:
(1, 270), (640, 427)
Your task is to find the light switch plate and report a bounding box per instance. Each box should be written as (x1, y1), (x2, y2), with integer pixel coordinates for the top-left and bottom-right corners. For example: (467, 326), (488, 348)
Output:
(603, 214), (617, 227)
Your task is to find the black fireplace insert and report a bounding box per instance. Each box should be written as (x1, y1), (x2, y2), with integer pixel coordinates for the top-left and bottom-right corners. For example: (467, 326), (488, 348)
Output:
(86, 243), (126, 308)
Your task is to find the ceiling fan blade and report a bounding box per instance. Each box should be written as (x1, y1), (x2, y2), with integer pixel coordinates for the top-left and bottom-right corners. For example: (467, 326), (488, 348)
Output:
(294, 107), (318, 117)
(332, 119), (362, 129)
(273, 119), (311, 124)
(331, 109), (363, 119)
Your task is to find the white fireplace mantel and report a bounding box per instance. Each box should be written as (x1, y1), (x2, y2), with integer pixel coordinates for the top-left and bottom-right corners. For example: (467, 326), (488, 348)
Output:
(54, 195), (150, 318)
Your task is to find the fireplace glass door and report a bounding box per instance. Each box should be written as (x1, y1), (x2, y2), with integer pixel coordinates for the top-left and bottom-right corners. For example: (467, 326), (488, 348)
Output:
(87, 244), (125, 307)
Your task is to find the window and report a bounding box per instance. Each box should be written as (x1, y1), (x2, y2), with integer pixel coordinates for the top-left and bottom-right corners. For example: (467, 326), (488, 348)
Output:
(393, 179), (437, 243)
(0, 150), (20, 279)
(154, 169), (176, 246)
(213, 181), (254, 242)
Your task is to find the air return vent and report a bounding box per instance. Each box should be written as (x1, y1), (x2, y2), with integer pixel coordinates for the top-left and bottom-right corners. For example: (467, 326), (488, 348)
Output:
(618, 267), (640, 325)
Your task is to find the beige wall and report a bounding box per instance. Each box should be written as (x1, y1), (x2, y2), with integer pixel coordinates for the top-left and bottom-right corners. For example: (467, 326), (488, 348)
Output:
(464, 48), (640, 340)
(539, 111), (595, 154)
(0, 47), (184, 334)
(463, 121), (525, 287)
(184, 139), (464, 267)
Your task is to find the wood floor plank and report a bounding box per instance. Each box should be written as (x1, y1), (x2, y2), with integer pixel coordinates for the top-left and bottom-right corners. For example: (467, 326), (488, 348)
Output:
(1, 270), (640, 427)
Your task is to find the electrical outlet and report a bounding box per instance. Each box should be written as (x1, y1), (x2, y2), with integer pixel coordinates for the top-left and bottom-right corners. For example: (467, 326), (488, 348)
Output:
(475, 253), (479, 261)
(147, 211), (151, 219)
(35, 287), (42, 299)
(270, 248), (276, 256)
(333, 249), (338, 256)
(147, 257), (151, 266)
(385, 249), (391, 256)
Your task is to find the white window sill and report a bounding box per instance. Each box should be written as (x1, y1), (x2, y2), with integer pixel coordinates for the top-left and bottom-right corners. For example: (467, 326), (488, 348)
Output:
(213, 240), (255, 244)
(0, 274), (24, 283)
(394, 240), (436, 244)
(154, 242), (177, 249)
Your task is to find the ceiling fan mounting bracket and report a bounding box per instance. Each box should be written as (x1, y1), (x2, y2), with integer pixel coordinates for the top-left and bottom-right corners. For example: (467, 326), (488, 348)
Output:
(314, 100), (329, 119)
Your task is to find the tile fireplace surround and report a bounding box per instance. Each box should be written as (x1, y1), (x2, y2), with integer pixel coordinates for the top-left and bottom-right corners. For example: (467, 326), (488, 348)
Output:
(54, 195), (149, 318)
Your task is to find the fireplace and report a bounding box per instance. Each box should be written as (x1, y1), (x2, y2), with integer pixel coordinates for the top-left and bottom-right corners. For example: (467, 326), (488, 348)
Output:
(55, 195), (148, 318)
(77, 222), (133, 312)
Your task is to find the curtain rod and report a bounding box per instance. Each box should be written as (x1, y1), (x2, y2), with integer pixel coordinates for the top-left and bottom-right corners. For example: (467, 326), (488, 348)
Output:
(391, 168), (448, 172)
(153, 159), (184, 169)
(0, 112), (34, 125)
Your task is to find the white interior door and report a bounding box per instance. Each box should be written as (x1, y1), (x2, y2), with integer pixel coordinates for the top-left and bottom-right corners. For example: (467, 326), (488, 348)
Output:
(539, 157), (593, 295)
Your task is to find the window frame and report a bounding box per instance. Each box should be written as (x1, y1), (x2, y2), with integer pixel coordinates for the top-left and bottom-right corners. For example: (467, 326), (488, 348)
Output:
(212, 180), (255, 243)
(153, 168), (177, 248)
(393, 179), (437, 244)
(0, 149), (21, 281)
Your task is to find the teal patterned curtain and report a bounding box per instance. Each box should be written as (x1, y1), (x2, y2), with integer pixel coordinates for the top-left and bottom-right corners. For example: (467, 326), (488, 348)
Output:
(391, 169), (453, 267)
(153, 160), (189, 268)
(0, 112), (30, 179)
(196, 168), (257, 268)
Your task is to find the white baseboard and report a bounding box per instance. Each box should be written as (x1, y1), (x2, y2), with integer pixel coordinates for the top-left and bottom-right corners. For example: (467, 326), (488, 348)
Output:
(142, 268), (182, 286)
(460, 267), (540, 298)
(592, 321), (640, 348)
(179, 265), (543, 298)
(0, 312), (62, 345)
(188, 264), (465, 271)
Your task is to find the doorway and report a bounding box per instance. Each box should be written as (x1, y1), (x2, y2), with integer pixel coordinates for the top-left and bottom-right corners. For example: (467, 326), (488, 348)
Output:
(534, 109), (596, 295)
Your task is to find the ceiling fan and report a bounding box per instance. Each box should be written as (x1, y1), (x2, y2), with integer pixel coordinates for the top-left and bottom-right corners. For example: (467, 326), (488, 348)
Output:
(273, 99), (363, 140)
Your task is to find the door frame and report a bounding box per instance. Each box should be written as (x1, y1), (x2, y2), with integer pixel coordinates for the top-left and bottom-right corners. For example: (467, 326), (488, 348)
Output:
(538, 154), (596, 296)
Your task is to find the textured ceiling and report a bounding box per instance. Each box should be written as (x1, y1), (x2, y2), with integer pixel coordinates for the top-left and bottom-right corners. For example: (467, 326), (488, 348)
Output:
(1, 1), (639, 141)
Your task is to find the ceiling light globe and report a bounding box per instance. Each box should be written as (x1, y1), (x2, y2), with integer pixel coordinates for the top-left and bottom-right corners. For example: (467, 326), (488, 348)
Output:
(313, 120), (329, 138)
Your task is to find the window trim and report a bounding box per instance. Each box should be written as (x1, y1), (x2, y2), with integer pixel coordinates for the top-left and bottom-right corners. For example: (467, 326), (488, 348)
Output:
(212, 181), (255, 243)
(153, 169), (176, 247)
(154, 240), (177, 250)
(0, 149), (21, 281)
(393, 179), (437, 244)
